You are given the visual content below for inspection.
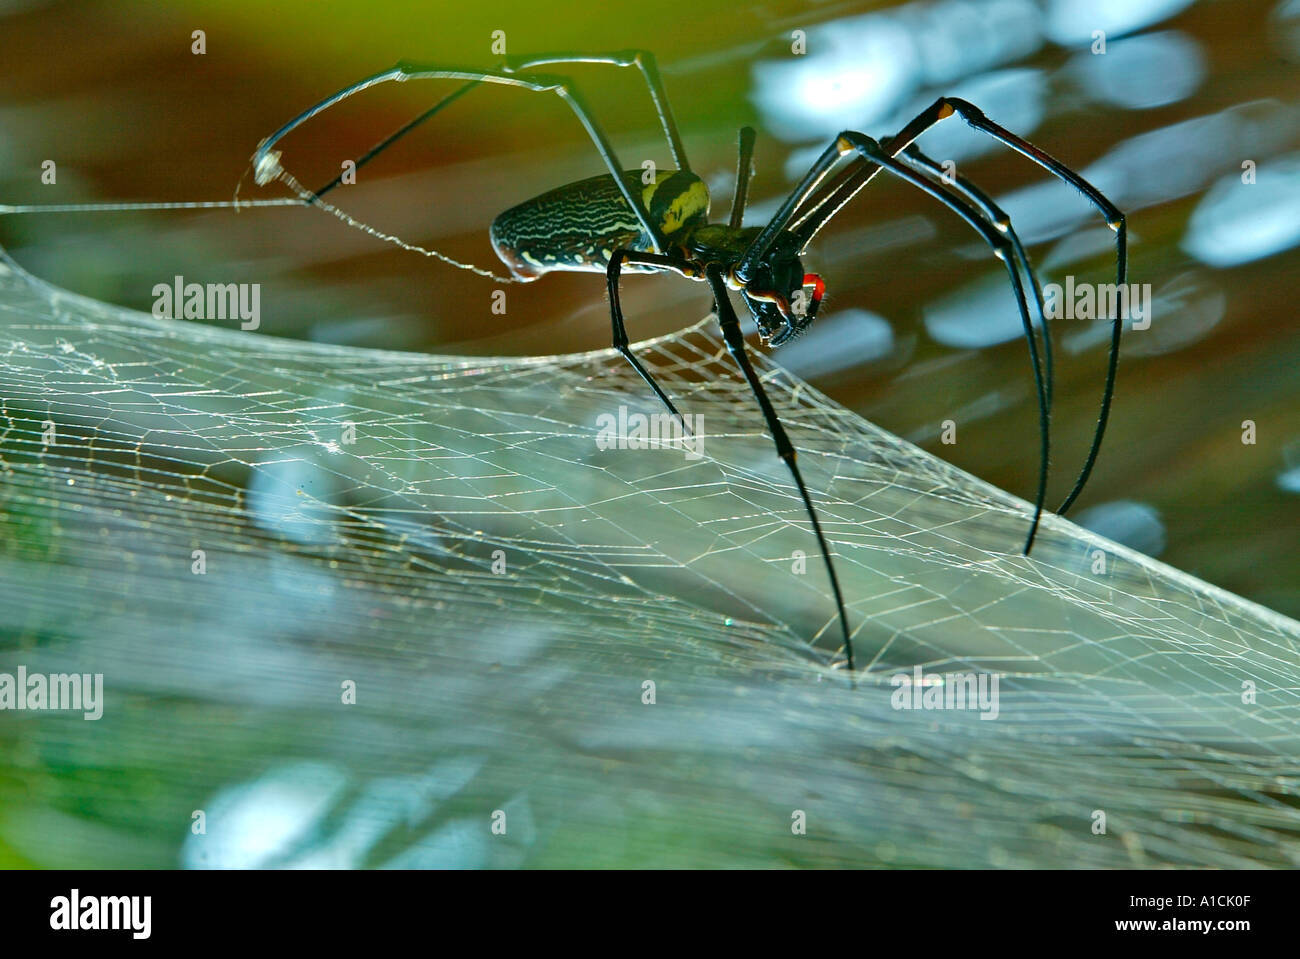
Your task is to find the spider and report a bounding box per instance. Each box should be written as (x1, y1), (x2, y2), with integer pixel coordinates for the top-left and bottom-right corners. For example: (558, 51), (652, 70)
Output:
(248, 50), (1128, 673)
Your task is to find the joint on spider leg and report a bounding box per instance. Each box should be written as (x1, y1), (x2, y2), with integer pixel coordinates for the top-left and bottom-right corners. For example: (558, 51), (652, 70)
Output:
(945, 97), (985, 123)
(852, 132), (888, 163)
(548, 80), (573, 104)
(252, 142), (283, 186)
(834, 132), (866, 156)
(975, 191), (1014, 234)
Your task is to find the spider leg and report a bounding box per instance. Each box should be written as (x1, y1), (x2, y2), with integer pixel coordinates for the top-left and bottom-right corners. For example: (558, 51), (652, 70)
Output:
(827, 132), (1051, 553)
(606, 249), (697, 429)
(792, 99), (1125, 515)
(938, 101), (1123, 514)
(735, 136), (853, 284)
(503, 51), (688, 172)
(252, 63), (669, 253)
(729, 127), (757, 229)
(706, 126), (758, 319)
(703, 264), (854, 672)
(897, 144), (1053, 411)
(310, 80), (482, 200)
(310, 50), (694, 205)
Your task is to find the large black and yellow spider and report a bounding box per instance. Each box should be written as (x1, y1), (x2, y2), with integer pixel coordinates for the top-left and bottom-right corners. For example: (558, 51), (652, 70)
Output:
(250, 50), (1129, 672)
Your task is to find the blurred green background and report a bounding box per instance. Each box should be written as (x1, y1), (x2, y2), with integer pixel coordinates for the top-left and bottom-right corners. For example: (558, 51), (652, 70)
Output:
(3, 0), (1297, 615)
(4, 0), (1295, 618)
(1, 0), (1299, 871)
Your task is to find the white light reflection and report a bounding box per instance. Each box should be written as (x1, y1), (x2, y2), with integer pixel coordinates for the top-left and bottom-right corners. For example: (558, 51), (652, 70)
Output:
(776, 308), (895, 378)
(181, 757), (499, 869)
(248, 450), (346, 545)
(1181, 153), (1300, 267)
(1279, 441), (1300, 494)
(1045, 0), (1196, 46)
(1124, 271), (1224, 356)
(1074, 500), (1167, 557)
(182, 761), (348, 869)
(1040, 226), (1126, 272)
(905, 0), (1043, 84)
(751, 0), (1044, 146)
(1067, 31), (1205, 109)
(923, 270), (1038, 348)
(1274, 0), (1300, 56)
(751, 16), (919, 143)
(997, 100), (1300, 245)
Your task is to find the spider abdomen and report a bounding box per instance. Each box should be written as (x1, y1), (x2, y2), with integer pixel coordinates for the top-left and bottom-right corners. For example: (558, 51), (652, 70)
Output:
(489, 169), (709, 278)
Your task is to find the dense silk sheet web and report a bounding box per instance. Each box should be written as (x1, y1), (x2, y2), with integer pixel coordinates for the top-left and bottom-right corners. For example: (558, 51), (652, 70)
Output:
(1, 248), (1298, 868)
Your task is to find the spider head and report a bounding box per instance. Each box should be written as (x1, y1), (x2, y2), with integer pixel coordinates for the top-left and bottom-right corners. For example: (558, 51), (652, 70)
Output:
(740, 242), (825, 346)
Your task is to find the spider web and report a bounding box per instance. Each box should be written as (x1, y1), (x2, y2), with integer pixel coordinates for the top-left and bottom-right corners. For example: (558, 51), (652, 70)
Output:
(1, 245), (1298, 869)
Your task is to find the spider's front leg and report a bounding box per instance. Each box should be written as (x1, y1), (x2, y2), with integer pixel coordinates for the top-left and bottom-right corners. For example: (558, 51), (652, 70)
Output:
(897, 144), (1054, 410)
(891, 99), (1128, 513)
(793, 98), (1127, 516)
(815, 132), (1053, 553)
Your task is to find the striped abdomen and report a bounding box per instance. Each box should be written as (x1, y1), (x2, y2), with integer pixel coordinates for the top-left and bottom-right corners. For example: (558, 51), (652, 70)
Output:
(489, 169), (709, 279)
